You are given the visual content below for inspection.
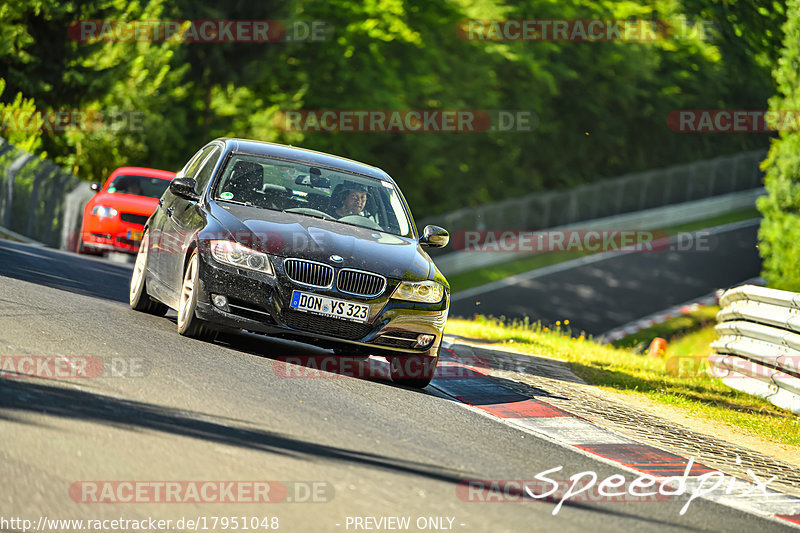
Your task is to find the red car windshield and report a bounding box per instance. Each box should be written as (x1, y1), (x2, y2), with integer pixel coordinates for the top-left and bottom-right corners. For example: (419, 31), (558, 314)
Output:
(107, 174), (170, 199)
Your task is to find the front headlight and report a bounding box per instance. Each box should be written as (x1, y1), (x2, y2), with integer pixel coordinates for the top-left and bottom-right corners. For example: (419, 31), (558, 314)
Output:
(91, 206), (118, 218)
(209, 240), (274, 276)
(392, 280), (445, 303)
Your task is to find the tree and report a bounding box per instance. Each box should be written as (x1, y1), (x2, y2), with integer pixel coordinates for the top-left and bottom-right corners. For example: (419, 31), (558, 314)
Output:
(756, 0), (800, 290)
(0, 0), (789, 216)
(0, 78), (42, 154)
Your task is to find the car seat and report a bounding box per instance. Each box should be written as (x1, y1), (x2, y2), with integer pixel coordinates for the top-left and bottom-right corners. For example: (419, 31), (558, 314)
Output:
(223, 161), (264, 205)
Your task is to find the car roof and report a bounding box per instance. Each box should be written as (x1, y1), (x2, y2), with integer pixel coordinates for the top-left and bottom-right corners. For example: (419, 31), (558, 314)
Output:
(217, 138), (395, 184)
(109, 167), (176, 180)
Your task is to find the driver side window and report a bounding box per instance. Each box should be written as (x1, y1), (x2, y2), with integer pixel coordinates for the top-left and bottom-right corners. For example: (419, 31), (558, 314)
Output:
(183, 146), (216, 179)
(193, 147), (222, 194)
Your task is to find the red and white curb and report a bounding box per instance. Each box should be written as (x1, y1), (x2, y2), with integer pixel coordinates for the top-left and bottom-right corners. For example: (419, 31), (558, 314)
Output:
(431, 341), (800, 527)
(597, 277), (765, 344)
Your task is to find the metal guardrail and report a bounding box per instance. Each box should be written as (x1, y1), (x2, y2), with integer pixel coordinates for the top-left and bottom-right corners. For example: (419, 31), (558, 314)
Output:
(421, 149), (766, 242)
(712, 285), (800, 414)
(0, 137), (91, 250)
(437, 189), (764, 276)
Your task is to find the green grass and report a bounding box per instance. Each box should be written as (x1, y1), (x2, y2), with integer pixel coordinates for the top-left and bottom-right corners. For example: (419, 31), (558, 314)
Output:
(447, 208), (761, 293)
(664, 324), (719, 359)
(445, 315), (800, 448)
(611, 305), (720, 351)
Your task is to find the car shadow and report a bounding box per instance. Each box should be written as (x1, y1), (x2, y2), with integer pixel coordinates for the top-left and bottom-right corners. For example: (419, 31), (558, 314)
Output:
(443, 338), (586, 384)
(0, 376), (702, 526)
(0, 239), (132, 303)
(0, 376), (465, 483)
(214, 329), (416, 388)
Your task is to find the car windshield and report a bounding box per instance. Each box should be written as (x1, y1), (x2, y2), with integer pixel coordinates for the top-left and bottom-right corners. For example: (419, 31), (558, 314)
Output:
(213, 154), (414, 237)
(107, 174), (170, 199)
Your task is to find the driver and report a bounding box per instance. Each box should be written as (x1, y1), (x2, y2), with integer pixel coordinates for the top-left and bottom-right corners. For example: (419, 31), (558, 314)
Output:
(128, 181), (143, 196)
(332, 182), (368, 218)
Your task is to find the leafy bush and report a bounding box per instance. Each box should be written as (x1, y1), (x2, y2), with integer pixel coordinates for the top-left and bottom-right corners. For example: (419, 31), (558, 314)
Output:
(757, 0), (800, 291)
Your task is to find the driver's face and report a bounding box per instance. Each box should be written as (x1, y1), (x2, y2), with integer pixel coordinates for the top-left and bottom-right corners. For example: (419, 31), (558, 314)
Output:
(342, 190), (367, 215)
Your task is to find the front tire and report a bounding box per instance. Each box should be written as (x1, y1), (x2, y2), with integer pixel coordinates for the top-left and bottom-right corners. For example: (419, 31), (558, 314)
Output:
(177, 251), (217, 341)
(389, 351), (439, 388)
(130, 230), (168, 316)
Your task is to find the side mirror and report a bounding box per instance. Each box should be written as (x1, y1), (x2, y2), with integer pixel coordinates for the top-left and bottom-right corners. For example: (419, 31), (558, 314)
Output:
(89, 183), (101, 192)
(169, 177), (199, 201)
(420, 225), (449, 248)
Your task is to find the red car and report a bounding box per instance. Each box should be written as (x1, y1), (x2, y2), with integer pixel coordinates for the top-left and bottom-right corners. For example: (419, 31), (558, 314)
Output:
(77, 166), (175, 254)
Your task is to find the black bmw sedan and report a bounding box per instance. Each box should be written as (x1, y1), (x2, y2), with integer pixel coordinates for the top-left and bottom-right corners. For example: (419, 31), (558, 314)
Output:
(129, 138), (450, 388)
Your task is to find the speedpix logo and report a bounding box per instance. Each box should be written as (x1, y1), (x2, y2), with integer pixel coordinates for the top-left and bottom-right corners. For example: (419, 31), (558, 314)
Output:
(457, 458), (775, 516)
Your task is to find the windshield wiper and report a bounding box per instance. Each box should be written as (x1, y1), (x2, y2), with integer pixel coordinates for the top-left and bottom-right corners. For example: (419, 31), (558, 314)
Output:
(306, 213), (336, 221)
(216, 198), (258, 208)
(281, 209), (336, 221)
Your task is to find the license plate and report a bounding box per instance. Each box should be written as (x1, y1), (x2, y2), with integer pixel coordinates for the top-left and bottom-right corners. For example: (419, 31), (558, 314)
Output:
(290, 291), (369, 323)
(127, 229), (143, 241)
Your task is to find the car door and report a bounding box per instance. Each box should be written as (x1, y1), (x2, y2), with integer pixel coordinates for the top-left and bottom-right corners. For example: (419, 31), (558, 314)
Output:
(147, 147), (209, 292)
(161, 145), (222, 292)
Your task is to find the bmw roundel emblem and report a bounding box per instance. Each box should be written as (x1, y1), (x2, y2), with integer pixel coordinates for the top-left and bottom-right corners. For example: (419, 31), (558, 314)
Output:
(330, 255), (343, 263)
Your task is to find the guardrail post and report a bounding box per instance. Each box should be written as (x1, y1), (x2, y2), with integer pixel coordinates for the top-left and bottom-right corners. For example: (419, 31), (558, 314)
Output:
(25, 162), (56, 237)
(541, 192), (552, 227)
(611, 179), (622, 215)
(42, 170), (76, 246)
(707, 160), (718, 196)
(2, 153), (34, 229)
(729, 156), (739, 193)
(0, 144), (13, 160)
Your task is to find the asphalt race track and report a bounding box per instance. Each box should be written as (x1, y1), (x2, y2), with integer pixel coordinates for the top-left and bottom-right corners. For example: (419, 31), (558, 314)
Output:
(0, 237), (795, 532)
(450, 220), (762, 336)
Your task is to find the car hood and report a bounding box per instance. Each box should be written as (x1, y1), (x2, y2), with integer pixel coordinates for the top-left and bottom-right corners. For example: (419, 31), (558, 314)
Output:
(90, 192), (159, 215)
(208, 203), (432, 280)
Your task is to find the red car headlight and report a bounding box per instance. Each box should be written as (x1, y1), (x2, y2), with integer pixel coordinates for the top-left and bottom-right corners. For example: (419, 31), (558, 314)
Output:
(91, 206), (118, 218)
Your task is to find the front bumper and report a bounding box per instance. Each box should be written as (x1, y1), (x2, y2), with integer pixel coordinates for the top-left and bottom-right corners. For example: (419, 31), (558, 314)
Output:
(82, 217), (144, 254)
(193, 252), (448, 357)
